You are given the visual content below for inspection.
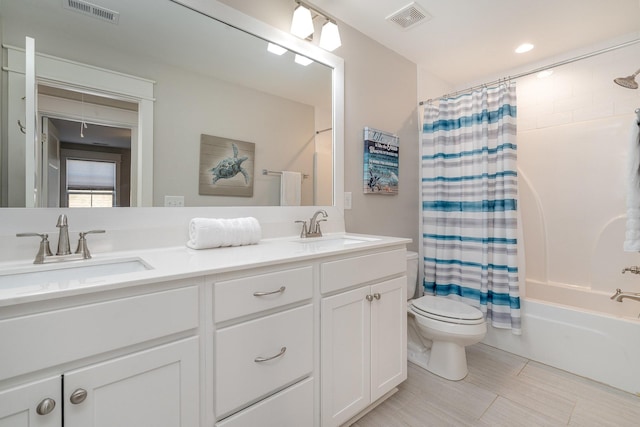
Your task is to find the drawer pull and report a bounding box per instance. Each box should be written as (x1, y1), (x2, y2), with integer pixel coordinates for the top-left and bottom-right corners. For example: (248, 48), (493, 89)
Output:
(373, 293), (381, 300)
(69, 388), (87, 405)
(366, 294), (373, 302)
(254, 346), (287, 363)
(36, 398), (56, 415)
(253, 286), (286, 297)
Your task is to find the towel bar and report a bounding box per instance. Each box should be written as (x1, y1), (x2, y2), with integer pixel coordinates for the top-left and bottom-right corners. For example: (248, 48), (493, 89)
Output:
(262, 169), (309, 179)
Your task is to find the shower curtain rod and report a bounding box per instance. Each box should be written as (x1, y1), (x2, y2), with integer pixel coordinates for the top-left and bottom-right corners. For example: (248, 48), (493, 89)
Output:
(419, 38), (640, 106)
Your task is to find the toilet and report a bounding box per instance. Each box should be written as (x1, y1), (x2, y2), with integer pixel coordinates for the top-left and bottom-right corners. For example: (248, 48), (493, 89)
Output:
(405, 251), (487, 380)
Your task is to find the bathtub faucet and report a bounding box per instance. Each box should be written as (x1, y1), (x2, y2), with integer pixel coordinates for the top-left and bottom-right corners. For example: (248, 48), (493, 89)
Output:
(610, 288), (640, 303)
(621, 266), (640, 274)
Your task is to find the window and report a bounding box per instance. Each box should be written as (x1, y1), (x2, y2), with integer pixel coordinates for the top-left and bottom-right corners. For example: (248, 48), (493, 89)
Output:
(65, 158), (117, 207)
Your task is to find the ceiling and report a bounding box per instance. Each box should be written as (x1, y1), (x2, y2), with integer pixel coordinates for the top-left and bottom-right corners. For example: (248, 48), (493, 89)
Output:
(312, 0), (640, 87)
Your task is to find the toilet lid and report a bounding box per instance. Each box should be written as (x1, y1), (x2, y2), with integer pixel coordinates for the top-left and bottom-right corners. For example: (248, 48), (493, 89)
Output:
(411, 295), (484, 323)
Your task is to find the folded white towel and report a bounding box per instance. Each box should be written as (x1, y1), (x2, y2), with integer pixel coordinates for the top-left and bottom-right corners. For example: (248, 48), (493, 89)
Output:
(187, 217), (261, 249)
(280, 171), (301, 206)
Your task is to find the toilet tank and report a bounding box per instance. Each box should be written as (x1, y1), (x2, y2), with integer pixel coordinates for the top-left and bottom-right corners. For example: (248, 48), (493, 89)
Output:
(406, 251), (419, 300)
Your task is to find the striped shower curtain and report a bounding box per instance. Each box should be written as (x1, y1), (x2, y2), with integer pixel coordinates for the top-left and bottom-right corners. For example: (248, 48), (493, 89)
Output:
(421, 83), (521, 334)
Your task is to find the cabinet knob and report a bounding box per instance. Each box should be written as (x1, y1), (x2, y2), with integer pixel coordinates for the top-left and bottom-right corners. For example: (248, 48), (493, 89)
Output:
(69, 388), (88, 404)
(373, 293), (381, 300)
(36, 398), (56, 415)
(366, 294), (373, 302)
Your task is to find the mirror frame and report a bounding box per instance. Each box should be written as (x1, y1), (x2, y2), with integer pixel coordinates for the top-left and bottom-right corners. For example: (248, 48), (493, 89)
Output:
(171, 0), (344, 212)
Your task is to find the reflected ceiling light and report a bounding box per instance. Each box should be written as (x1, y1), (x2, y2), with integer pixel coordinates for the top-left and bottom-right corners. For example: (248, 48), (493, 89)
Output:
(537, 69), (553, 78)
(294, 54), (313, 66)
(319, 20), (341, 51)
(515, 43), (534, 53)
(290, 1), (341, 51)
(267, 42), (287, 55)
(290, 3), (314, 39)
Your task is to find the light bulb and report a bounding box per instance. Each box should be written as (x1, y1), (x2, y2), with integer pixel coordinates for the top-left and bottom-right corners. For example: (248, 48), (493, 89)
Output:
(319, 21), (341, 51)
(290, 4), (314, 39)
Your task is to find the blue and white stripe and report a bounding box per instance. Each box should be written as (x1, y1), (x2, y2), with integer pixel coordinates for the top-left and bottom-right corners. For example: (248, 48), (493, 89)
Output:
(421, 83), (521, 334)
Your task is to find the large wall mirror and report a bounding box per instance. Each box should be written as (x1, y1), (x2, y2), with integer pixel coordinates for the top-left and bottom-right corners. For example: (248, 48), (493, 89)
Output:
(0, 0), (344, 209)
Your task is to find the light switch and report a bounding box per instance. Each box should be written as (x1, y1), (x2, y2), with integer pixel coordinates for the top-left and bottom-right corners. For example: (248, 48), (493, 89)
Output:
(164, 196), (184, 207)
(344, 192), (352, 210)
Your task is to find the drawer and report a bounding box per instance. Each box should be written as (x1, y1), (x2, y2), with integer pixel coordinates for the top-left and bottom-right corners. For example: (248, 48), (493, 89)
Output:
(214, 266), (312, 322)
(321, 248), (406, 294)
(0, 286), (199, 381)
(216, 377), (313, 427)
(215, 304), (313, 418)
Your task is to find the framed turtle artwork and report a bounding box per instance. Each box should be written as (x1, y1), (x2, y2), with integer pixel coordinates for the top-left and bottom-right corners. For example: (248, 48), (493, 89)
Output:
(199, 134), (255, 197)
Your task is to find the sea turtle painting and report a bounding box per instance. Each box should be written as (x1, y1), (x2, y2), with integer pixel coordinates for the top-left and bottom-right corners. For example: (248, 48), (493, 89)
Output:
(210, 143), (250, 184)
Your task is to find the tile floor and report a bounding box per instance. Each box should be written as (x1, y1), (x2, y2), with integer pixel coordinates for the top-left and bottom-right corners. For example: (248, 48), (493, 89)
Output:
(353, 343), (640, 426)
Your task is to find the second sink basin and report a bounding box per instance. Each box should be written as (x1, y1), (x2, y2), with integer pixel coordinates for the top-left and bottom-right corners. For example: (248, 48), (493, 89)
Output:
(0, 258), (152, 290)
(293, 234), (381, 250)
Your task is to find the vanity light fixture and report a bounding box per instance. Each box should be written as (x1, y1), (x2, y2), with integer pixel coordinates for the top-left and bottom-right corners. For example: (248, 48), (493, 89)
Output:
(290, 1), (341, 51)
(294, 54), (313, 66)
(267, 42), (287, 55)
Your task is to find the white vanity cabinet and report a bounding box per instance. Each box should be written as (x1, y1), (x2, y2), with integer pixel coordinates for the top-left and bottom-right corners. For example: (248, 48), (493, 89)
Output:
(0, 282), (201, 427)
(212, 266), (315, 426)
(320, 249), (407, 427)
(0, 377), (61, 427)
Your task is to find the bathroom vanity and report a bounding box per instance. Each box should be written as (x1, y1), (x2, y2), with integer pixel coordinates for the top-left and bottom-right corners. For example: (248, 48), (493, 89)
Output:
(0, 234), (408, 427)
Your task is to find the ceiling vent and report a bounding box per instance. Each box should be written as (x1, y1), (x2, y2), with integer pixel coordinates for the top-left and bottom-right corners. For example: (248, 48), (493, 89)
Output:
(63, 0), (119, 24)
(386, 2), (431, 30)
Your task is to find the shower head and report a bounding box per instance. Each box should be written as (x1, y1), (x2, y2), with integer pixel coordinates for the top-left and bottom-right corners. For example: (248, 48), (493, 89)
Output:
(614, 68), (640, 89)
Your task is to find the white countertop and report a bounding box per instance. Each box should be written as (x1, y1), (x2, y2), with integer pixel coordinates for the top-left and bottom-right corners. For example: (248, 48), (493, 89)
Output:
(0, 233), (410, 307)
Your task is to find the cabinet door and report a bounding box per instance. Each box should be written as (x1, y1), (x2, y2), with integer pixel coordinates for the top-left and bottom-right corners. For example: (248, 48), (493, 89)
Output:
(0, 376), (61, 427)
(370, 277), (407, 402)
(321, 286), (371, 427)
(63, 337), (199, 427)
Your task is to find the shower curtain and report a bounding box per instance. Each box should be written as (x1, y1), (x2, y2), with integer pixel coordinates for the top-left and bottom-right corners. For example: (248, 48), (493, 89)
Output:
(421, 83), (521, 334)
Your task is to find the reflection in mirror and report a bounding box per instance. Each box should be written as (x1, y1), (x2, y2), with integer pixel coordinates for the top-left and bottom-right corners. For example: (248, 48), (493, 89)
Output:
(0, 0), (335, 208)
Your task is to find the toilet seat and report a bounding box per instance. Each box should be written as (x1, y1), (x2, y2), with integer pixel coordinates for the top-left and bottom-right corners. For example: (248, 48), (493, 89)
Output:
(410, 295), (484, 325)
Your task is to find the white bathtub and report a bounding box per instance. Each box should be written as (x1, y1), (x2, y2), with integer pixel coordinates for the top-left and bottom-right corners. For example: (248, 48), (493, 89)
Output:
(482, 279), (640, 395)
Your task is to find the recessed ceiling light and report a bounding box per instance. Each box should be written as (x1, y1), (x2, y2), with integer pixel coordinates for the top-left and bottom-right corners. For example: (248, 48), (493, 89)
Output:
(537, 69), (553, 78)
(515, 43), (534, 54)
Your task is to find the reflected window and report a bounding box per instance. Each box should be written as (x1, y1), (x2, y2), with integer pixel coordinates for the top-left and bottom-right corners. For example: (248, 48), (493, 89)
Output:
(65, 159), (117, 207)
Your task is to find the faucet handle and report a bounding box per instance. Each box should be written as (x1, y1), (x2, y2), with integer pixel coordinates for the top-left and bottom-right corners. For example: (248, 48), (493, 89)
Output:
(75, 230), (106, 259)
(16, 232), (53, 263)
(314, 218), (327, 235)
(294, 220), (308, 238)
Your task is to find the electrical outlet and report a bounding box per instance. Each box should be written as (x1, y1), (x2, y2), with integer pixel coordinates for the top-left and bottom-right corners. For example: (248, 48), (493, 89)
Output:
(164, 195), (184, 207)
(344, 192), (352, 210)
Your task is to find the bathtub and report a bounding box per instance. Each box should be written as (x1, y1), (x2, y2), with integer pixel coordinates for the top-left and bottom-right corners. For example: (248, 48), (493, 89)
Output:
(482, 279), (640, 396)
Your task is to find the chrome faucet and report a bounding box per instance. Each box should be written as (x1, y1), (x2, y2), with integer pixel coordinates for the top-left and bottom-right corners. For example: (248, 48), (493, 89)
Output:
(307, 209), (328, 237)
(610, 288), (640, 303)
(295, 209), (328, 238)
(17, 215), (105, 264)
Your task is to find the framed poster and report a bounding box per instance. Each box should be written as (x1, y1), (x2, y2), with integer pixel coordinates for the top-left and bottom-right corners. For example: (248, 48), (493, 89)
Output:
(199, 134), (255, 197)
(363, 127), (399, 194)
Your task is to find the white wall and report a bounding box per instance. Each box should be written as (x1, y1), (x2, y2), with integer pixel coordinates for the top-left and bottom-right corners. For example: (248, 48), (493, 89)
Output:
(152, 67), (315, 207)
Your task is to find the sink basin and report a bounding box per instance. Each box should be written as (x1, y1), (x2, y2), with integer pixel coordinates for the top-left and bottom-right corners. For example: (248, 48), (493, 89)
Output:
(0, 258), (152, 290)
(293, 235), (381, 250)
